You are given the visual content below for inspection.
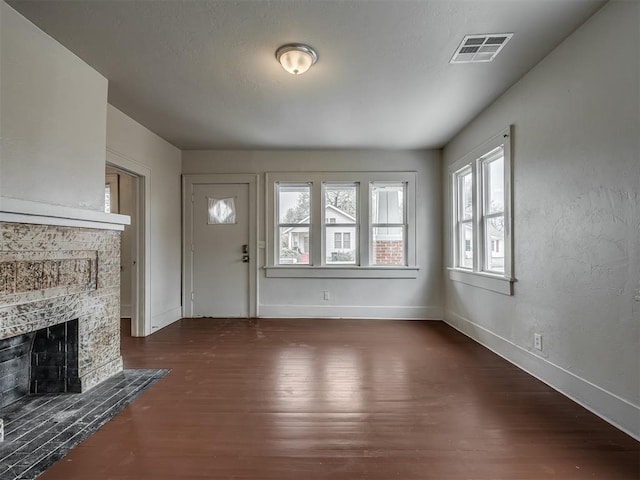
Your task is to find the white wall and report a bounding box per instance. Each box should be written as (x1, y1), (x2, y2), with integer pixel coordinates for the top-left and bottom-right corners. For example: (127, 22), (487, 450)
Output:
(442, 1), (639, 438)
(183, 149), (443, 319)
(107, 105), (182, 333)
(0, 1), (107, 212)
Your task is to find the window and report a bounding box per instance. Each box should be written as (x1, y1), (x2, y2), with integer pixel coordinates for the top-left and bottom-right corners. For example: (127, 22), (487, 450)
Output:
(105, 173), (119, 214)
(207, 197), (237, 224)
(343, 232), (351, 249)
(449, 127), (513, 294)
(267, 172), (417, 278)
(276, 183), (311, 265)
(454, 167), (473, 269)
(324, 183), (357, 264)
(371, 182), (406, 266)
(332, 232), (352, 253)
(104, 184), (112, 213)
(481, 149), (505, 273)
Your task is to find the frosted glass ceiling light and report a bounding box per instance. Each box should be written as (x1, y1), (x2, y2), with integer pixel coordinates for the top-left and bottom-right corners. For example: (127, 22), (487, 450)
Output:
(276, 43), (318, 75)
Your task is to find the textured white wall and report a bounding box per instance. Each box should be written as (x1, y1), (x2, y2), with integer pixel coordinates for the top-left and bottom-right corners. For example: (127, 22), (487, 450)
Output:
(106, 105), (182, 332)
(0, 2), (107, 211)
(442, 1), (639, 437)
(183, 149), (443, 319)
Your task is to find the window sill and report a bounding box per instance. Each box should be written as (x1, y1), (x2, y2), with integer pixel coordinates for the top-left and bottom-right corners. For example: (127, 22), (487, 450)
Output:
(265, 266), (419, 279)
(447, 268), (514, 295)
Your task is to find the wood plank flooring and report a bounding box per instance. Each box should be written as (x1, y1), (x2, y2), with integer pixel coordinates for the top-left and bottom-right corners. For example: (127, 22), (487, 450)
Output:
(38, 318), (638, 479)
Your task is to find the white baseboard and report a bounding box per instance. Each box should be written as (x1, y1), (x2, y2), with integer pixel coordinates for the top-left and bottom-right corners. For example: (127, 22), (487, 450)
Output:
(444, 309), (640, 440)
(120, 303), (132, 319)
(259, 304), (443, 320)
(151, 306), (182, 333)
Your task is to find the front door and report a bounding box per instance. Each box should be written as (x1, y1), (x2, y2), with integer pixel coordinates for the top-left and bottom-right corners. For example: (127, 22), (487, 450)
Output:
(190, 183), (250, 317)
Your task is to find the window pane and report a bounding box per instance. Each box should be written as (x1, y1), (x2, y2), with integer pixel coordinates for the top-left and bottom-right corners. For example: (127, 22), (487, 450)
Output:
(324, 184), (357, 223)
(208, 197), (236, 224)
(104, 185), (111, 213)
(484, 153), (504, 214)
(326, 226), (356, 264)
(372, 183), (404, 224)
(485, 216), (504, 273)
(278, 226), (310, 265)
(278, 184), (310, 223)
(459, 171), (473, 220)
(372, 227), (405, 265)
(459, 222), (473, 269)
(343, 232), (351, 249)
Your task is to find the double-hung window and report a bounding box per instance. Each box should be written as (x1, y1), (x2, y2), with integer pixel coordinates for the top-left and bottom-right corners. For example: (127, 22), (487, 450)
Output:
(268, 172), (416, 278)
(481, 147), (506, 273)
(449, 127), (513, 294)
(276, 183), (311, 265)
(371, 182), (407, 266)
(324, 183), (358, 265)
(454, 167), (474, 269)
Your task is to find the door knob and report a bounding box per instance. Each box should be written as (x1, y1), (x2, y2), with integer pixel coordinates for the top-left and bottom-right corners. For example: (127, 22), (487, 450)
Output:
(242, 254), (250, 263)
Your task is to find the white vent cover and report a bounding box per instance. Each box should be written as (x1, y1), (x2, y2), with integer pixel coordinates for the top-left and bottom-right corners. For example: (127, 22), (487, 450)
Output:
(450, 34), (513, 64)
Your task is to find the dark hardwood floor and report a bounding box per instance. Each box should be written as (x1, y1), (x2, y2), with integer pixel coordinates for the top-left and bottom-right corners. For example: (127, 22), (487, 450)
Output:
(39, 318), (638, 479)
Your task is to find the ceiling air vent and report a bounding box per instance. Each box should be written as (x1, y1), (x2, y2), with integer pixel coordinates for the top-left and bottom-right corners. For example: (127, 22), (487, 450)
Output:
(450, 33), (513, 64)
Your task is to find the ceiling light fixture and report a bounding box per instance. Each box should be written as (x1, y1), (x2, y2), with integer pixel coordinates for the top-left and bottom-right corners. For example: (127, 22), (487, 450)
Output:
(275, 43), (318, 75)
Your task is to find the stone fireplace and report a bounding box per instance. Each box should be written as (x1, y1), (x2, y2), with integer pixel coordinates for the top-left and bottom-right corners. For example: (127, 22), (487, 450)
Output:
(0, 221), (124, 409)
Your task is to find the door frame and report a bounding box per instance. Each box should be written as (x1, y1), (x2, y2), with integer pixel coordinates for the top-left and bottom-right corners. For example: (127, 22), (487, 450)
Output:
(107, 148), (151, 337)
(182, 174), (259, 318)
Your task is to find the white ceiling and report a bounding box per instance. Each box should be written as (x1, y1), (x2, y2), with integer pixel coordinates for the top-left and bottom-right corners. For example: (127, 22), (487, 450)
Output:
(8, 0), (605, 150)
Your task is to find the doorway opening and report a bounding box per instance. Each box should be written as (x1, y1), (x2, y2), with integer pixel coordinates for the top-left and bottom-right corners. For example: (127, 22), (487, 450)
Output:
(105, 164), (146, 337)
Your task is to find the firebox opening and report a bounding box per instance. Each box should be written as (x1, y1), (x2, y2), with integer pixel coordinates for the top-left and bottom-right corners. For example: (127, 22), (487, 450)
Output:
(30, 319), (80, 395)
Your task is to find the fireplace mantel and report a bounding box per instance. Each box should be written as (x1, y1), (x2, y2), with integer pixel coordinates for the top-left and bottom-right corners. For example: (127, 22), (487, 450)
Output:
(0, 197), (130, 231)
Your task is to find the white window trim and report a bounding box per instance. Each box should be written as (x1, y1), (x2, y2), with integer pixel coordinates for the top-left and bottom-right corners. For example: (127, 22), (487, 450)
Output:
(266, 171), (417, 278)
(448, 126), (515, 295)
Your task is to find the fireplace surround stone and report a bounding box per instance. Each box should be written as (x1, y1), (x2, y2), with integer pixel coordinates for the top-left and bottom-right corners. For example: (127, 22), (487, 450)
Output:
(0, 221), (123, 408)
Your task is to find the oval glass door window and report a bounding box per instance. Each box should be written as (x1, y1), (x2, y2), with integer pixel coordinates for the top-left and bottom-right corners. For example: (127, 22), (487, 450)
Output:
(208, 197), (237, 224)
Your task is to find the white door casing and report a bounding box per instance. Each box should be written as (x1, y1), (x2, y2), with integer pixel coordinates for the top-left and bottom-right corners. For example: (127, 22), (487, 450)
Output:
(183, 174), (258, 318)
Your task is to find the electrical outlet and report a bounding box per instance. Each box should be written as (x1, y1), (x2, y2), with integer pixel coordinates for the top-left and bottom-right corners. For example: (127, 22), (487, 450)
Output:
(323, 290), (330, 301)
(534, 333), (543, 351)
